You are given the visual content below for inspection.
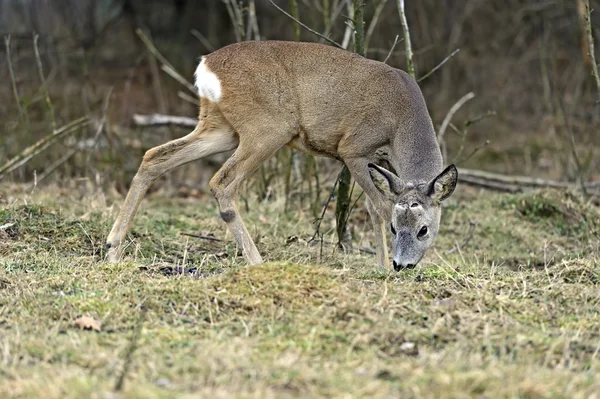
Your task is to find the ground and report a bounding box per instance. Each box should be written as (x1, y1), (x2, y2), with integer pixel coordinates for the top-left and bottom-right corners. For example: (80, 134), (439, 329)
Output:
(0, 183), (599, 398)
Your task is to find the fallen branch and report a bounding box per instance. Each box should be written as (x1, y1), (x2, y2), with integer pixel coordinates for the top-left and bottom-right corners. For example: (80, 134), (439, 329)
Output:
(458, 168), (600, 192)
(133, 113), (198, 128)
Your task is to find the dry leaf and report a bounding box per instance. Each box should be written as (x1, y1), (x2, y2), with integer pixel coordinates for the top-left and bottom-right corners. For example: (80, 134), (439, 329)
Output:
(73, 315), (102, 332)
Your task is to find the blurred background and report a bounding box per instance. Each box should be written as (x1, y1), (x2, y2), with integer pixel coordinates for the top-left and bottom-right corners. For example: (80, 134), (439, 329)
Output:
(1, 0), (599, 200)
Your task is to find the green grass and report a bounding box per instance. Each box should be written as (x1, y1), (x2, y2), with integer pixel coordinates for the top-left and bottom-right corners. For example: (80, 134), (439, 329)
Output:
(0, 183), (599, 398)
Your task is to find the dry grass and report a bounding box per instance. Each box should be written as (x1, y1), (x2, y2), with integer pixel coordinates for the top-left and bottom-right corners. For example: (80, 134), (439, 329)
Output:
(0, 183), (599, 398)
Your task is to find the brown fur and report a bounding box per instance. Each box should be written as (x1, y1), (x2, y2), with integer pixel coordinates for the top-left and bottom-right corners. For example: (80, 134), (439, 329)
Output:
(106, 41), (447, 270)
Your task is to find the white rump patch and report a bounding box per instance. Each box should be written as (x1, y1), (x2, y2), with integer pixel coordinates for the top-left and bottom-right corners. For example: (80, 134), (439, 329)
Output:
(194, 57), (222, 102)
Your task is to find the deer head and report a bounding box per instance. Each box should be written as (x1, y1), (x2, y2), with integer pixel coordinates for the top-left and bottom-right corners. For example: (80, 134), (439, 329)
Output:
(369, 164), (458, 271)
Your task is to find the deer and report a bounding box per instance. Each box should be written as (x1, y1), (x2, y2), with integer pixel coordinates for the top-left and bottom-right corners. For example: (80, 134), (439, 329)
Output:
(105, 41), (458, 271)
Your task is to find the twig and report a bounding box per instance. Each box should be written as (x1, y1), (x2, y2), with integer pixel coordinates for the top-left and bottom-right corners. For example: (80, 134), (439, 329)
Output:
(181, 232), (226, 243)
(307, 238), (376, 255)
(4, 35), (28, 128)
(269, 0), (344, 49)
(437, 92), (475, 143)
(33, 33), (56, 131)
(0, 117), (90, 178)
(455, 139), (490, 166)
(365, 0), (390, 53)
(178, 91), (199, 105)
(397, 0), (415, 78)
(418, 48), (460, 82)
(584, 0), (600, 103)
(310, 168), (343, 243)
(446, 220), (476, 254)
(190, 29), (215, 52)
(114, 304), (147, 391)
(136, 29), (197, 95)
(383, 34), (401, 64)
(133, 114), (198, 128)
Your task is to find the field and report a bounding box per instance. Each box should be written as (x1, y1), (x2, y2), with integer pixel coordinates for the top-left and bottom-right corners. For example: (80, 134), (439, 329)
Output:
(0, 183), (599, 398)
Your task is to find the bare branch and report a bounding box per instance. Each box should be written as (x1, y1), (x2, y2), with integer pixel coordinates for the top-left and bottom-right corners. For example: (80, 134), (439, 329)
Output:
(437, 92), (475, 143)
(584, 0), (600, 103)
(269, 0), (344, 49)
(383, 34), (401, 64)
(136, 29), (197, 96)
(0, 117), (90, 178)
(33, 33), (56, 131)
(418, 48), (460, 82)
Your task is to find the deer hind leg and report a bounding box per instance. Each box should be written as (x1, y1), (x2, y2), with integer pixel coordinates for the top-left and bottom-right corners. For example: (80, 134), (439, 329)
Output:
(209, 130), (292, 265)
(106, 123), (238, 263)
(342, 157), (392, 270)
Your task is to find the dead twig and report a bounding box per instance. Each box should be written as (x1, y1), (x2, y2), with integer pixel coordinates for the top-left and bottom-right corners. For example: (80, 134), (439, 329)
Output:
(190, 29), (215, 52)
(365, 0), (390, 53)
(36, 88), (114, 185)
(136, 29), (197, 95)
(383, 34), (401, 64)
(418, 48), (460, 82)
(269, 0), (344, 49)
(0, 117), (90, 178)
(181, 232), (226, 243)
(437, 92), (475, 143)
(5, 35), (28, 128)
(33, 33), (56, 131)
(583, 0), (600, 102)
(446, 220), (476, 254)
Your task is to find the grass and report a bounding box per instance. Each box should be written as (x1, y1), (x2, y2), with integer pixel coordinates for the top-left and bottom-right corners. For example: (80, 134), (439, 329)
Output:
(0, 182), (599, 398)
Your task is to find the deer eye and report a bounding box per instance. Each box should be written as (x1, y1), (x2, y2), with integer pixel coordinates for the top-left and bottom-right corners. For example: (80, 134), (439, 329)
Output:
(417, 226), (428, 240)
(390, 224), (396, 235)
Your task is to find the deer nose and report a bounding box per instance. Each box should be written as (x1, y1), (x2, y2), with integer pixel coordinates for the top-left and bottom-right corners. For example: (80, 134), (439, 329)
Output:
(393, 260), (416, 271)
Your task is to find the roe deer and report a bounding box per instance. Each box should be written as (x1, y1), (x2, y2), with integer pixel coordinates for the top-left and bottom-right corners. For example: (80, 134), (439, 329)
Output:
(106, 41), (458, 271)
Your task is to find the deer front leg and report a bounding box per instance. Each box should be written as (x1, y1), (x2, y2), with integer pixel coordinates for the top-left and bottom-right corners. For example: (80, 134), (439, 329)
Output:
(342, 157), (393, 270)
(366, 197), (391, 270)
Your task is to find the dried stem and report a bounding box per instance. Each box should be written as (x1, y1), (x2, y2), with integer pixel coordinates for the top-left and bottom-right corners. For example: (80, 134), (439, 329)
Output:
(418, 48), (460, 82)
(190, 29), (216, 52)
(584, 0), (600, 103)
(0, 117), (90, 178)
(270, 0), (344, 49)
(383, 34), (401, 64)
(136, 29), (197, 95)
(33, 34), (56, 131)
(4, 35), (28, 128)
(437, 92), (475, 143)
(365, 0), (390, 53)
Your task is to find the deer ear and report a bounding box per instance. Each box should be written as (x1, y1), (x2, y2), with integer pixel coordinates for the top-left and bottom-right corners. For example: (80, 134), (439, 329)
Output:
(427, 164), (458, 203)
(368, 163), (404, 201)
